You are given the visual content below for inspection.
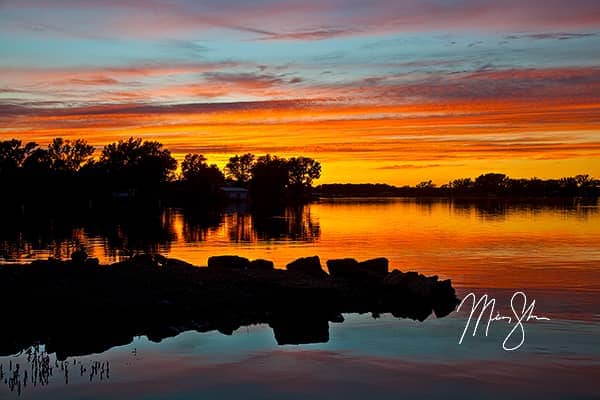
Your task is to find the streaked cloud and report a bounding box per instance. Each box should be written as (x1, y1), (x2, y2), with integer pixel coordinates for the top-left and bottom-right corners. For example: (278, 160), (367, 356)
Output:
(3, 1), (600, 39)
(506, 32), (597, 41)
(378, 164), (451, 170)
(0, 0), (599, 184)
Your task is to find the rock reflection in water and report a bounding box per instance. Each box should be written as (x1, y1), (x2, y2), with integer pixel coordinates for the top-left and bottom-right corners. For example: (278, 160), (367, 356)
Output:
(0, 254), (459, 363)
(0, 249), (460, 397)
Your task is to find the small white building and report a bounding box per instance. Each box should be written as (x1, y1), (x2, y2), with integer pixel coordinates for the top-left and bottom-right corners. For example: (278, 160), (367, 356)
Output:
(220, 186), (249, 201)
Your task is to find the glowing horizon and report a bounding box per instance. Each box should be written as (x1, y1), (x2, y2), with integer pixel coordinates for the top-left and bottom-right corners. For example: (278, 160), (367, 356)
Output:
(1, 1), (599, 185)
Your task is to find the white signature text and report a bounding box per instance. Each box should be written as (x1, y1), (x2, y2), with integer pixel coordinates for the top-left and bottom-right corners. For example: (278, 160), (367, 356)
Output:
(457, 291), (550, 351)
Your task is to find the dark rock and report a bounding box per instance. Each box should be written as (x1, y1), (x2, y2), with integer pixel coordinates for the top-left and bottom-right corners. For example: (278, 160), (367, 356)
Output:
(384, 270), (432, 296)
(326, 258), (359, 278)
(328, 258), (389, 281)
(154, 254), (168, 266)
(407, 275), (432, 297)
(129, 254), (158, 268)
(286, 256), (327, 277)
(249, 259), (275, 270)
(151, 255), (194, 269)
(358, 257), (389, 276)
(165, 257), (194, 269)
(432, 279), (460, 317)
(30, 259), (54, 268)
(0, 253), (461, 359)
(84, 258), (100, 268)
(383, 269), (405, 285)
(71, 249), (88, 265)
(208, 255), (250, 270)
(29, 259), (43, 267)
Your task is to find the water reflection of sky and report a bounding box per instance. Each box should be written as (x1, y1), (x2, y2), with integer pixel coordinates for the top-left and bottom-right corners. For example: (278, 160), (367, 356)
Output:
(1, 199), (599, 398)
(2, 313), (599, 399)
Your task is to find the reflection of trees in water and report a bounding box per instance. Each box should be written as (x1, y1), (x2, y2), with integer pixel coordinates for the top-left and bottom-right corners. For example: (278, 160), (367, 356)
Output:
(408, 197), (600, 221)
(450, 199), (509, 221)
(2, 198), (596, 262)
(251, 205), (320, 242)
(0, 210), (89, 262)
(0, 206), (177, 262)
(224, 212), (255, 242)
(180, 205), (320, 243)
(91, 208), (176, 260)
(413, 198), (448, 216)
(450, 198), (599, 221)
(571, 198), (600, 219)
(179, 208), (223, 242)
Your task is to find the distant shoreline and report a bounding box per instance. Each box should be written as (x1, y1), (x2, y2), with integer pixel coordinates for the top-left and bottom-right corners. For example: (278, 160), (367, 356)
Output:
(314, 178), (599, 200)
(315, 194), (597, 201)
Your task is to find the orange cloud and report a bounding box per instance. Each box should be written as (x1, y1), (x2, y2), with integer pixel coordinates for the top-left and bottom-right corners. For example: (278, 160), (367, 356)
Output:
(2, 65), (599, 185)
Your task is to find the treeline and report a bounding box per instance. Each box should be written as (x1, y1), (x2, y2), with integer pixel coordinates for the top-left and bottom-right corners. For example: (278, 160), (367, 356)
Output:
(317, 173), (600, 198)
(2, 137), (596, 208)
(0, 137), (321, 208)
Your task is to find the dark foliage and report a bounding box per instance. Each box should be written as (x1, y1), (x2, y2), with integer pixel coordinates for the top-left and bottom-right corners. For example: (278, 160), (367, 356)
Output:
(316, 173), (599, 198)
(3, 137), (594, 212)
(224, 153), (255, 187)
(0, 137), (322, 210)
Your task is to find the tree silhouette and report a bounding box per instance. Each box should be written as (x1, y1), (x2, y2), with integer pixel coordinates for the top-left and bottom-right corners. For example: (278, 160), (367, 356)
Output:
(0, 139), (40, 206)
(225, 153), (255, 186)
(250, 154), (290, 204)
(97, 137), (177, 196)
(286, 156), (321, 201)
(3, 135), (598, 209)
(416, 180), (435, 189)
(181, 154), (208, 181)
(575, 174), (593, 188)
(21, 148), (53, 173)
(0, 139), (38, 174)
(450, 178), (473, 190)
(474, 173), (509, 194)
(288, 157), (321, 188)
(47, 137), (94, 172)
(181, 153), (224, 189)
(100, 137), (176, 181)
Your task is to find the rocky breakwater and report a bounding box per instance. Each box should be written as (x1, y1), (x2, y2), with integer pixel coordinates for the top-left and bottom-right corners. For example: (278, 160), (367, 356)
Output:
(0, 252), (460, 359)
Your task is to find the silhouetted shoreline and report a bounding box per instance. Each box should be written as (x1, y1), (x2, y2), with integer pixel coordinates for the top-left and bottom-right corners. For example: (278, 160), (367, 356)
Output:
(1, 138), (597, 214)
(0, 253), (459, 360)
(316, 175), (600, 199)
(0, 137), (321, 210)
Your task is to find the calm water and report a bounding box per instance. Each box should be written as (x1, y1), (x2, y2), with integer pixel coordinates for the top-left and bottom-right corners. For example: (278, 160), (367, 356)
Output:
(1, 198), (599, 399)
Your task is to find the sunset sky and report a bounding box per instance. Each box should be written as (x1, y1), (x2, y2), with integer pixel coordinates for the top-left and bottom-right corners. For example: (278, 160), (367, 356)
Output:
(1, 0), (599, 185)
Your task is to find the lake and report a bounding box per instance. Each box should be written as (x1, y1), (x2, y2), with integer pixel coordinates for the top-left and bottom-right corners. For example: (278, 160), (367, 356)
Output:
(1, 198), (599, 399)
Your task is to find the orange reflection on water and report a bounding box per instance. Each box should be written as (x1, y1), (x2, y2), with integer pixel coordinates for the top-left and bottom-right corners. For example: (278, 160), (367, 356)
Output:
(156, 199), (600, 293)
(2, 199), (599, 295)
